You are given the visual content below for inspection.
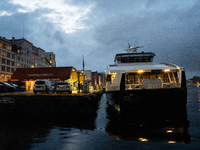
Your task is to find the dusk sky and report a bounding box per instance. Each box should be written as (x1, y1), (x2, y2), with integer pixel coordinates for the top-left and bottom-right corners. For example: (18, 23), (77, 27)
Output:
(0, 0), (200, 78)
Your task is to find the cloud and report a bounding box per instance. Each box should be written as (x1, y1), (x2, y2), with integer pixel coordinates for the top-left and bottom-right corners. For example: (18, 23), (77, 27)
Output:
(9, 0), (94, 33)
(0, 11), (13, 16)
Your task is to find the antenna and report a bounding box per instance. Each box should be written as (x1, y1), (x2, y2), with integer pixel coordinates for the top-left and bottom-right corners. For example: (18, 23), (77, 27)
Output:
(23, 26), (24, 39)
(83, 55), (85, 71)
(124, 44), (143, 53)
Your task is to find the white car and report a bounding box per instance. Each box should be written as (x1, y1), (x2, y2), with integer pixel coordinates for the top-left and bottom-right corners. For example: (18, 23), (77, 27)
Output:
(33, 80), (54, 93)
(56, 82), (72, 93)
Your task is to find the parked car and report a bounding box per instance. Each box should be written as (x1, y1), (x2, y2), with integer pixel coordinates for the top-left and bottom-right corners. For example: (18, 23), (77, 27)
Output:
(11, 84), (26, 91)
(33, 80), (54, 93)
(56, 82), (72, 93)
(0, 82), (16, 92)
(0, 83), (8, 93)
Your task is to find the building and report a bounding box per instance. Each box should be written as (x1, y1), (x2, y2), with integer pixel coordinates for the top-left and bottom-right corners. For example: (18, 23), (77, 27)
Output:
(45, 52), (56, 67)
(0, 37), (16, 81)
(10, 67), (78, 91)
(78, 70), (105, 92)
(10, 37), (56, 68)
(0, 36), (57, 82)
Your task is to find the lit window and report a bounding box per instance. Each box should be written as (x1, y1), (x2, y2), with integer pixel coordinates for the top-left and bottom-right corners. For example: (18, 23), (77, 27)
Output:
(50, 61), (52, 63)
(2, 51), (6, 56)
(17, 63), (20, 66)
(7, 45), (11, 50)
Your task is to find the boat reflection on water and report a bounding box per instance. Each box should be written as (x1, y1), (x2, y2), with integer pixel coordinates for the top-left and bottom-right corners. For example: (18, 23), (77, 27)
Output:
(105, 98), (190, 143)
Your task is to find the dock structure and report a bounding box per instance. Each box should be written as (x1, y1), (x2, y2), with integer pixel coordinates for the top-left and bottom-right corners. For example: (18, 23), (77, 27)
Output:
(0, 90), (103, 118)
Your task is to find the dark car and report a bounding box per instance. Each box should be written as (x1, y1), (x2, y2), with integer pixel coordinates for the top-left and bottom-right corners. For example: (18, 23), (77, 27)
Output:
(0, 83), (8, 93)
(11, 84), (26, 91)
(0, 82), (16, 92)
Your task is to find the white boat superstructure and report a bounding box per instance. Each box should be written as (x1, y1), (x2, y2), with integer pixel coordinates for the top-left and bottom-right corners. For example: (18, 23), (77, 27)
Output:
(106, 46), (186, 92)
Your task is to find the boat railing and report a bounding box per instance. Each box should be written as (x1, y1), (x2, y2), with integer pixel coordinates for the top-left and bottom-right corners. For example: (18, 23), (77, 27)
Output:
(125, 78), (181, 90)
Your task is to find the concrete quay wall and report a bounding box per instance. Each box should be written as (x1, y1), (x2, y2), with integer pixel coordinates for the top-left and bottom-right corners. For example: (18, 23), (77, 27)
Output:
(0, 90), (103, 118)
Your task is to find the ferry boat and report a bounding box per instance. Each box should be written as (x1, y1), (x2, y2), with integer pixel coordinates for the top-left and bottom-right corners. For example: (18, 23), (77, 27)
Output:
(106, 45), (187, 119)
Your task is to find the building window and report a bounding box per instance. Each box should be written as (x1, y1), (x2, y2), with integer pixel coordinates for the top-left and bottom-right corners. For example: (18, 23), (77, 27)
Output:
(7, 60), (10, 65)
(1, 66), (5, 71)
(7, 52), (10, 58)
(11, 68), (14, 73)
(2, 58), (5, 64)
(17, 63), (20, 67)
(17, 49), (20, 53)
(7, 45), (11, 50)
(18, 56), (20, 61)
(0, 42), (1, 47)
(11, 61), (15, 66)
(12, 54), (15, 59)
(2, 51), (6, 56)
(7, 67), (10, 72)
(24, 59), (26, 63)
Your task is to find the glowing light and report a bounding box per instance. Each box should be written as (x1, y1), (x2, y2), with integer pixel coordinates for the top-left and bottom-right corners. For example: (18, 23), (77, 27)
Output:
(166, 130), (173, 133)
(164, 69), (170, 72)
(138, 137), (148, 142)
(137, 70), (144, 73)
(168, 141), (176, 144)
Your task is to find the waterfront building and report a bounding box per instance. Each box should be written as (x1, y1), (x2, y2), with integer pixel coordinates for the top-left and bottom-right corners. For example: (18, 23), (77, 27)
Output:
(0, 37), (16, 81)
(0, 36), (57, 82)
(10, 37), (56, 68)
(10, 67), (78, 91)
(78, 70), (105, 92)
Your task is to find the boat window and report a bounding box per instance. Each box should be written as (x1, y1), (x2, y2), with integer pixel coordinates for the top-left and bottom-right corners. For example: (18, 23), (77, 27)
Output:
(125, 75), (134, 84)
(116, 57), (121, 63)
(125, 71), (179, 85)
(116, 56), (155, 63)
(121, 57), (129, 63)
(157, 74), (165, 82)
(138, 57), (143, 62)
(150, 74), (156, 79)
(134, 75), (142, 84)
(142, 74), (149, 79)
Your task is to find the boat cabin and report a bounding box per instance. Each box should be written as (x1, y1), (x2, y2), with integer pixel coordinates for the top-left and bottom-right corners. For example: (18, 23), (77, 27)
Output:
(114, 52), (156, 64)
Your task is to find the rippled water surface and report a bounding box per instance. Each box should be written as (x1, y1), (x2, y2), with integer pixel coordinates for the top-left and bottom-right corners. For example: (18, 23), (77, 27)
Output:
(0, 87), (200, 150)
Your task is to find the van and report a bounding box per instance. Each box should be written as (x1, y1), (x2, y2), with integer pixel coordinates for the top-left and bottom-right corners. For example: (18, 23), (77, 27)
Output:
(33, 80), (53, 93)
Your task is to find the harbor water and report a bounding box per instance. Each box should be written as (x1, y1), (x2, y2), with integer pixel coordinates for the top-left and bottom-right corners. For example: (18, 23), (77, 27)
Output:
(0, 87), (200, 150)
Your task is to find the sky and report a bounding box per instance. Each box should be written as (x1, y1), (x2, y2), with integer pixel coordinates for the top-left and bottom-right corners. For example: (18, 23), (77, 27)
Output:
(0, 0), (200, 78)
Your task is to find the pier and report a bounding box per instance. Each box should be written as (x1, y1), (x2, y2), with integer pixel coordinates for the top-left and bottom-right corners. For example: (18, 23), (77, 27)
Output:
(0, 90), (103, 118)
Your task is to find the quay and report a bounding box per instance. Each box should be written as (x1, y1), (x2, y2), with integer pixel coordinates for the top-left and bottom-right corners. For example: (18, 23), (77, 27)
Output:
(0, 90), (103, 118)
